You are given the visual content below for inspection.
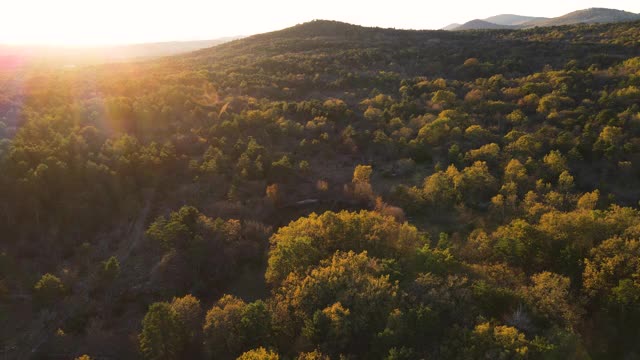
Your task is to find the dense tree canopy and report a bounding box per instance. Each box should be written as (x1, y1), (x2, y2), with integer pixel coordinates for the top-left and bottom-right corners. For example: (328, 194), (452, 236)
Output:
(2, 18), (640, 360)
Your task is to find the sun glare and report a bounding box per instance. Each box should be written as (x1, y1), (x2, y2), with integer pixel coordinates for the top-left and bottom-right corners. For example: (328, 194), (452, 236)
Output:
(2, 0), (640, 46)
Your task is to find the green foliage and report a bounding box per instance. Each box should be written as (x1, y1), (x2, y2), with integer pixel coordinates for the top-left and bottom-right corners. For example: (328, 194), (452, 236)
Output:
(100, 256), (120, 283)
(146, 206), (204, 250)
(350, 165), (375, 201)
(33, 273), (65, 306)
(523, 272), (577, 327)
(296, 350), (330, 360)
(462, 322), (545, 359)
(584, 237), (640, 302)
(543, 150), (568, 176)
(432, 90), (457, 106)
(422, 165), (460, 209)
(302, 302), (352, 355)
(266, 210), (422, 285)
(352, 165), (373, 184)
(236, 348), (279, 360)
(272, 251), (399, 357)
(203, 295), (273, 359)
(139, 302), (184, 360)
(3, 17), (640, 359)
(144, 206), (267, 291)
(170, 294), (202, 344)
(138, 295), (202, 359)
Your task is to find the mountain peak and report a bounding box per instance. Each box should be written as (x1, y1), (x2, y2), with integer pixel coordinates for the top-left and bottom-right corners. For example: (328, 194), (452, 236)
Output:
(447, 7), (639, 31)
(523, 8), (640, 27)
(484, 14), (548, 26)
(277, 20), (364, 37)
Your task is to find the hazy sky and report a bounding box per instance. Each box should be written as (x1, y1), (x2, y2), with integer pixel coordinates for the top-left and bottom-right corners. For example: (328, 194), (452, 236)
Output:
(2, 0), (640, 45)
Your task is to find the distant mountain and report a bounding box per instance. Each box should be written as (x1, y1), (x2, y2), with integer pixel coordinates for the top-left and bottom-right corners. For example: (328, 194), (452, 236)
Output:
(102, 38), (242, 59)
(484, 14), (548, 26)
(441, 23), (462, 31)
(446, 7), (640, 31)
(522, 8), (640, 27)
(0, 37), (241, 68)
(454, 20), (517, 31)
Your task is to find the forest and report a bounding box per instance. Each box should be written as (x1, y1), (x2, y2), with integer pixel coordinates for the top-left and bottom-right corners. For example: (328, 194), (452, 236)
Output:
(1, 19), (640, 359)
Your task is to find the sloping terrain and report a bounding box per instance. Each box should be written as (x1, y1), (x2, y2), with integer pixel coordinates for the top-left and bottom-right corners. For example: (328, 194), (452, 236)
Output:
(1, 19), (640, 359)
(484, 14), (547, 26)
(524, 7), (640, 27)
(448, 7), (640, 30)
(441, 23), (462, 30)
(454, 19), (517, 30)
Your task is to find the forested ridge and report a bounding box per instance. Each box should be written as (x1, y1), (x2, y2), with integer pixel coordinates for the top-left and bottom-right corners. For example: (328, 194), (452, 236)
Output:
(1, 19), (640, 359)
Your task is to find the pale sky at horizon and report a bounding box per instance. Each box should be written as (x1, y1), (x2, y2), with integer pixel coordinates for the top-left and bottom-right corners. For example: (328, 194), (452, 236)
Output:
(2, 0), (640, 46)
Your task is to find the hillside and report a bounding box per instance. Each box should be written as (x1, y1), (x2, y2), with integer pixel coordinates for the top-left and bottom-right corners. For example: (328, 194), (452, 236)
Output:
(524, 7), (640, 27)
(448, 7), (640, 30)
(2, 19), (640, 359)
(178, 19), (640, 88)
(484, 14), (547, 26)
(454, 19), (517, 30)
(441, 23), (462, 30)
